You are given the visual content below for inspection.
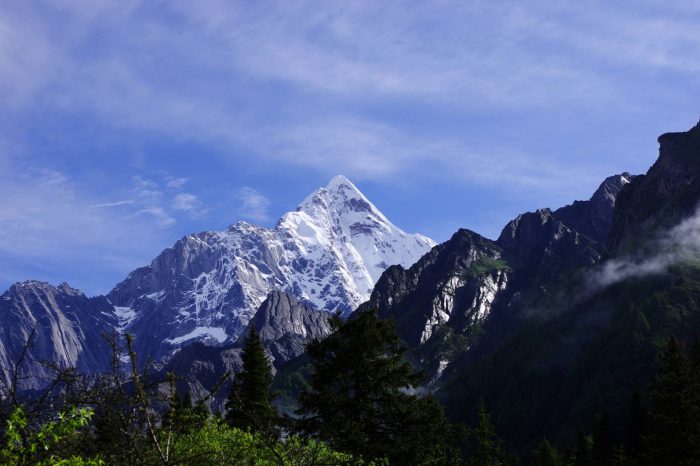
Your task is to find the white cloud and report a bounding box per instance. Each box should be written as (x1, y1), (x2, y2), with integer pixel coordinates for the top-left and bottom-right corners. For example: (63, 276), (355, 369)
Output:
(2, 0), (696, 187)
(0, 165), (172, 290)
(235, 187), (270, 222)
(166, 177), (188, 189)
(131, 176), (161, 198)
(135, 206), (176, 228)
(91, 200), (136, 208)
(171, 193), (203, 215)
(590, 205), (700, 290)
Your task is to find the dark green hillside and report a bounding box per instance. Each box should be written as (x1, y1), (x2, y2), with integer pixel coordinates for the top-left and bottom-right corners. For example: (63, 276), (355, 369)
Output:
(439, 264), (700, 451)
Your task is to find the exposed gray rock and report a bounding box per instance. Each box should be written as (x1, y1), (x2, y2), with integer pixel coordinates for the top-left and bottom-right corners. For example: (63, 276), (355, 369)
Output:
(356, 171), (632, 386)
(0, 281), (116, 394)
(609, 120), (700, 252)
(160, 290), (331, 410)
(553, 173), (634, 244)
(497, 208), (603, 285)
(247, 290), (331, 366)
(360, 229), (508, 347)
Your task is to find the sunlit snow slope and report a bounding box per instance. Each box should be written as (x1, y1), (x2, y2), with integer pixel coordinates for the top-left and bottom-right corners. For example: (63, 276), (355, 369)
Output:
(107, 176), (435, 360)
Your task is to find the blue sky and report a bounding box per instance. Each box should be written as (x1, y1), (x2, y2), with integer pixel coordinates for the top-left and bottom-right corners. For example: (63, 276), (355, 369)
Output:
(1, 0), (699, 295)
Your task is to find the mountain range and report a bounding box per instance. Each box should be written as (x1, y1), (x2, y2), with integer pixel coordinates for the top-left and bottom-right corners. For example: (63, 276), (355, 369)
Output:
(3, 119), (700, 455)
(0, 175), (433, 391)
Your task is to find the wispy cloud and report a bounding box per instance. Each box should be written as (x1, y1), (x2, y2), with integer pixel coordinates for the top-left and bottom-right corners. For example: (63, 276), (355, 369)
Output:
(131, 176), (162, 200)
(172, 193), (198, 211)
(171, 192), (207, 218)
(1, 0), (699, 293)
(235, 187), (271, 222)
(0, 161), (208, 292)
(0, 165), (169, 290)
(2, 0), (697, 186)
(166, 177), (188, 190)
(135, 206), (175, 228)
(590, 205), (700, 290)
(91, 200), (136, 208)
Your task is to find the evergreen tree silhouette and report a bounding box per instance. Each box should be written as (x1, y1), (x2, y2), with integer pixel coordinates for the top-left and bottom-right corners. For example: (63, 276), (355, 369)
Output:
(225, 327), (277, 435)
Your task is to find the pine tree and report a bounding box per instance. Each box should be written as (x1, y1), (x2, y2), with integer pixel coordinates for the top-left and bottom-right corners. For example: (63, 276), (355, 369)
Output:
(467, 399), (505, 466)
(643, 337), (700, 465)
(532, 439), (560, 466)
(225, 327), (277, 435)
(623, 391), (647, 466)
(591, 412), (616, 466)
(297, 309), (464, 464)
(573, 429), (593, 466)
(182, 390), (193, 410)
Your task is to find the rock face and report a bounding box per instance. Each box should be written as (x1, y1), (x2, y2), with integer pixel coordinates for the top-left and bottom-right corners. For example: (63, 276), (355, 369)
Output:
(361, 229), (508, 348)
(107, 175), (435, 361)
(0, 163), (641, 395)
(610, 120), (700, 252)
(496, 208), (602, 286)
(553, 173), (634, 244)
(436, 122), (700, 450)
(0, 176), (434, 391)
(356, 172), (634, 384)
(496, 173), (633, 288)
(247, 291), (331, 366)
(161, 290), (332, 409)
(0, 281), (116, 393)
(362, 172), (633, 354)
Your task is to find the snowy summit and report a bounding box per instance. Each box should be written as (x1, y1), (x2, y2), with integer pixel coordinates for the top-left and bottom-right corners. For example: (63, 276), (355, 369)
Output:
(106, 176), (436, 360)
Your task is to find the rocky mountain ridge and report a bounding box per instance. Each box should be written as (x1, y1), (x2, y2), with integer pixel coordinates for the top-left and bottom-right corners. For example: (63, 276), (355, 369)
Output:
(0, 176), (433, 391)
(162, 289), (331, 407)
(107, 175), (434, 361)
(0, 281), (116, 393)
(436, 119), (700, 450)
(353, 171), (633, 384)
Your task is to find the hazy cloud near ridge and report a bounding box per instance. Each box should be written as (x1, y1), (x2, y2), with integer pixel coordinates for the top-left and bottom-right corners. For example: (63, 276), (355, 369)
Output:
(590, 206), (700, 290)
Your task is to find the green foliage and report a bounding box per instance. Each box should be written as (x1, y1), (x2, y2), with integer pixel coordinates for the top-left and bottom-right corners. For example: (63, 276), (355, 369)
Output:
(642, 337), (700, 465)
(298, 309), (464, 464)
(270, 353), (314, 415)
(466, 400), (506, 466)
(2, 403), (360, 466)
(531, 439), (560, 466)
(465, 256), (510, 279)
(153, 416), (358, 465)
(1, 406), (102, 466)
(573, 429), (593, 466)
(164, 387), (207, 436)
(439, 265), (700, 451)
(225, 327), (278, 435)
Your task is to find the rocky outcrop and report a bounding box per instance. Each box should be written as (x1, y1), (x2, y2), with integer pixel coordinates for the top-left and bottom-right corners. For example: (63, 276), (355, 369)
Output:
(553, 173), (634, 244)
(497, 208), (603, 286)
(609, 120), (700, 252)
(360, 229), (509, 347)
(161, 290), (331, 409)
(0, 281), (116, 393)
(247, 291), (331, 366)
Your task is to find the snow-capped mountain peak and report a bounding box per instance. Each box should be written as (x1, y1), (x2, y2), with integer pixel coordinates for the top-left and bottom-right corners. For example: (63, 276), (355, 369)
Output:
(296, 174), (390, 223)
(106, 176), (435, 360)
(278, 177), (435, 310)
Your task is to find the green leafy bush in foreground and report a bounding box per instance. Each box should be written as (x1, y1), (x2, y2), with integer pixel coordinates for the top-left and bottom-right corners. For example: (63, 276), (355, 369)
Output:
(158, 416), (373, 465)
(1, 405), (102, 466)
